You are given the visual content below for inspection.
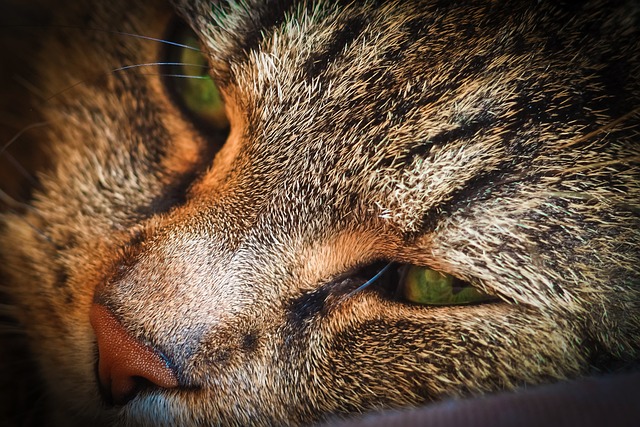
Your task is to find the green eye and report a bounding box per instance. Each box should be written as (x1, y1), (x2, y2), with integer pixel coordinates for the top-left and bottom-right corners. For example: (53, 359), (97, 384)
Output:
(167, 26), (228, 129)
(399, 266), (495, 306)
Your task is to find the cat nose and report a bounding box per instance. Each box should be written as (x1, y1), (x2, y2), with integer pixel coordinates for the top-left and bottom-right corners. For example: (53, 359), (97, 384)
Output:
(89, 303), (179, 405)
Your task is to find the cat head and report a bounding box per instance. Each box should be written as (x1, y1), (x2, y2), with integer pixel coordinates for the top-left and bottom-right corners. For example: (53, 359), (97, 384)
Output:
(1, 0), (638, 425)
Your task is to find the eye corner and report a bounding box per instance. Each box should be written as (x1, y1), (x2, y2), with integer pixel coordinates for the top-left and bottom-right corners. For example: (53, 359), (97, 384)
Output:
(338, 260), (496, 308)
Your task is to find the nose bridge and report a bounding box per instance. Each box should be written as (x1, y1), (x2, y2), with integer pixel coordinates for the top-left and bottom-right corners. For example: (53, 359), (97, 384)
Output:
(102, 215), (245, 317)
(91, 212), (275, 388)
(94, 199), (292, 339)
(90, 178), (389, 395)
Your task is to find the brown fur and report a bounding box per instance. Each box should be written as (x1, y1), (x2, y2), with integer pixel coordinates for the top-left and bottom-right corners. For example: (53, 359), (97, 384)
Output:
(0, 0), (639, 425)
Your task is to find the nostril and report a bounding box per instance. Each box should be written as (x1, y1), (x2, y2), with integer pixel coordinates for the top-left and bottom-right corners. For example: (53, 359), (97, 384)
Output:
(89, 304), (179, 405)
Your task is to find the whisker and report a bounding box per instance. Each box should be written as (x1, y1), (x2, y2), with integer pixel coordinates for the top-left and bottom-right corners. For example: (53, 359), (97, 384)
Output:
(111, 62), (208, 73)
(12, 74), (48, 101)
(150, 73), (211, 79)
(44, 63), (209, 102)
(0, 189), (39, 213)
(5, 24), (201, 52)
(0, 122), (52, 236)
(348, 263), (394, 296)
(3, 151), (40, 188)
(0, 121), (50, 158)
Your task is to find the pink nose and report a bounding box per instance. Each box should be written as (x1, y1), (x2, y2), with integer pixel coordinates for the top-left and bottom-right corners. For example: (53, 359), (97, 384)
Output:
(89, 304), (179, 405)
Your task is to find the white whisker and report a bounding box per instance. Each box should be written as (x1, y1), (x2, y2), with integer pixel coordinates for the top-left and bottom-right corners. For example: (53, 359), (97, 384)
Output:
(348, 263), (394, 296)
(45, 63), (209, 101)
(7, 24), (202, 52)
(111, 62), (208, 73)
(0, 121), (50, 157)
(3, 151), (40, 188)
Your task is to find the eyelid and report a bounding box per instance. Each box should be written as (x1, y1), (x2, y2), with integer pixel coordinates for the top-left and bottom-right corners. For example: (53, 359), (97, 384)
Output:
(396, 265), (497, 306)
(161, 19), (229, 132)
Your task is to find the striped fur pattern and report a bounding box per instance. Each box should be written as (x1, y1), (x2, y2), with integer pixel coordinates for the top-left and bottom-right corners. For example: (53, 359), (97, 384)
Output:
(0, 0), (639, 425)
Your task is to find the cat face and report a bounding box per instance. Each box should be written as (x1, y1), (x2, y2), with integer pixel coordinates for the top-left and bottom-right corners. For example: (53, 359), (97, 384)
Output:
(1, 0), (639, 425)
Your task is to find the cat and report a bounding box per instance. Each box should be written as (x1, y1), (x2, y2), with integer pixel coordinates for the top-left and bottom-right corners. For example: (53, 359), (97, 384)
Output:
(0, 0), (639, 426)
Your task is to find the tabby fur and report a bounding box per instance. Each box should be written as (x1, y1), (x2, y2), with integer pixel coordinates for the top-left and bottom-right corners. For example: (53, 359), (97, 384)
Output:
(0, 0), (639, 426)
